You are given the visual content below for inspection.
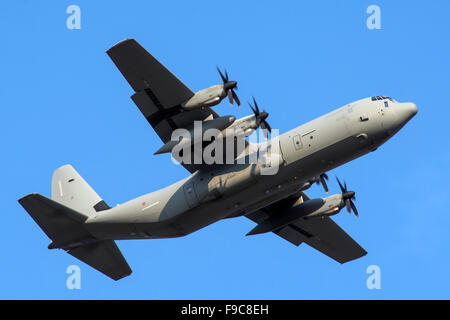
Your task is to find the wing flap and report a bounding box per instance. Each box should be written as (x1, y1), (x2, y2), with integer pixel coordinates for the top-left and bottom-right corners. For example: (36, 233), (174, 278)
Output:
(273, 225), (308, 246)
(131, 90), (158, 118)
(291, 217), (367, 263)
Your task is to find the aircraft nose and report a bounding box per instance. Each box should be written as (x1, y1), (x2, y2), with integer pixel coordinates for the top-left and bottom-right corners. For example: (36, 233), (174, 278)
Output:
(397, 102), (418, 124)
(406, 102), (418, 117)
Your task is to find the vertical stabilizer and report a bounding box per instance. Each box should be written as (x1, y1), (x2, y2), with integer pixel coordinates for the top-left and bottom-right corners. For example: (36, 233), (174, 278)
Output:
(51, 165), (104, 216)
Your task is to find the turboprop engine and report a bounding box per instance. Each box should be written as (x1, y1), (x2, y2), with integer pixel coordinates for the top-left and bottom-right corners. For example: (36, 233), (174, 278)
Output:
(222, 98), (274, 139)
(246, 195), (340, 236)
(246, 179), (359, 236)
(154, 115), (236, 154)
(182, 67), (240, 110)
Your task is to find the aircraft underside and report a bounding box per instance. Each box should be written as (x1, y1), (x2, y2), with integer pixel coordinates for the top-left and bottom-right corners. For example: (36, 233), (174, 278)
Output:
(18, 38), (417, 280)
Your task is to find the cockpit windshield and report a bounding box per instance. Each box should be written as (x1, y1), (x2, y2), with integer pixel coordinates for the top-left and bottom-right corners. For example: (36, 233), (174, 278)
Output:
(371, 96), (396, 102)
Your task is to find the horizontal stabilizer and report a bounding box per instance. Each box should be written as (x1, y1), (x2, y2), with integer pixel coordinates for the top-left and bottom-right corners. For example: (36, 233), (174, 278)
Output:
(18, 193), (132, 280)
(68, 240), (132, 281)
(19, 193), (93, 249)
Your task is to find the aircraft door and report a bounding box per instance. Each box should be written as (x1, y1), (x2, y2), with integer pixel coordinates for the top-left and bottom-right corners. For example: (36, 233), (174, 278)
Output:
(183, 182), (199, 209)
(293, 134), (303, 150)
(280, 132), (304, 164)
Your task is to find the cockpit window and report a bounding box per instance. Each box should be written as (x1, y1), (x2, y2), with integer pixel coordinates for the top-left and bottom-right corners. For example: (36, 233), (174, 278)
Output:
(371, 96), (395, 102)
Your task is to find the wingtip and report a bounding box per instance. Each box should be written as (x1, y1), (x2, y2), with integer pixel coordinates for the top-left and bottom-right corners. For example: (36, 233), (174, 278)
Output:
(106, 38), (137, 54)
(18, 193), (41, 203)
(112, 269), (133, 281)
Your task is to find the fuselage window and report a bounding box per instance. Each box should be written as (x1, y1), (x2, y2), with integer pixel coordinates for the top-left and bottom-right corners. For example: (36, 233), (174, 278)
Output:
(384, 101), (389, 108)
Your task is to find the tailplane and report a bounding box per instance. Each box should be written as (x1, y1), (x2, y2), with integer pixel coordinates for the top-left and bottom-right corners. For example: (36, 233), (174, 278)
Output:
(18, 165), (131, 280)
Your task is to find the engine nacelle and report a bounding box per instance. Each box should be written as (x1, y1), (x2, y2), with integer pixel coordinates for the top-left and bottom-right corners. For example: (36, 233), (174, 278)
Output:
(183, 85), (225, 110)
(223, 114), (258, 138)
(154, 115), (236, 154)
(303, 194), (342, 219)
(246, 194), (343, 235)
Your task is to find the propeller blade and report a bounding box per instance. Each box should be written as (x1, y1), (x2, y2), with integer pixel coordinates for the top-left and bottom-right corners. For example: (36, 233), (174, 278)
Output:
(336, 177), (359, 217)
(232, 90), (241, 107)
(261, 122), (268, 139)
(224, 69), (229, 82)
(227, 89), (233, 105)
(263, 120), (272, 133)
(248, 102), (257, 115)
(345, 199), (352, 214)
(252, 97), (260, 114)
(255, 117), (262, 129)
(217, 66), (226, 83)
(320, 175), (329, 193)
(336, 177), (345, 193)
(249, 97), (271, 137)
(350, 200), (359, 217)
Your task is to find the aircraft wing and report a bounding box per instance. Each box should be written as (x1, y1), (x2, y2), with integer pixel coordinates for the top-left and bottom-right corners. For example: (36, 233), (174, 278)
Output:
(246, 192), (367, 264)
(107, 39), (220, 172)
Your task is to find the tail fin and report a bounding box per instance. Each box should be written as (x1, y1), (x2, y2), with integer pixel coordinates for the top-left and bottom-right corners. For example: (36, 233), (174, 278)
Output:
(51, 165), (110, 216)
(18, 166), (132, 281)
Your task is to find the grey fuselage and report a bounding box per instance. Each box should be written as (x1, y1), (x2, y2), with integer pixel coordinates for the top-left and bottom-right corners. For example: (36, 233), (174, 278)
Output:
(85, 97), (417, 240)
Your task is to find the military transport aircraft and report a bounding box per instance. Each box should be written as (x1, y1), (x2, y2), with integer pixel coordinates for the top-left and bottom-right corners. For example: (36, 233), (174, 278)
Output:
(18, 39), (417, 280)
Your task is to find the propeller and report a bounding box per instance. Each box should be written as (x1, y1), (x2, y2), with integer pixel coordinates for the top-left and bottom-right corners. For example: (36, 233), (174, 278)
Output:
(336, 177), (359, 217)
(217, 67), (241, 107)
(314, 173), (329, 193)
(249, 97), (272, 139)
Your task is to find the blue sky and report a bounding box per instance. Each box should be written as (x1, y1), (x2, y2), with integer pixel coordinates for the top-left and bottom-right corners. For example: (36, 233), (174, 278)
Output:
(0, 0), (449, 299)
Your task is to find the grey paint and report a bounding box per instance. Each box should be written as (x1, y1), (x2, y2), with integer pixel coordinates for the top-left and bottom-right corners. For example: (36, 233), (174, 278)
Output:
(84, 97), (417, 241)
(18, 38), (418, 279)
(19, 96), (417, 280)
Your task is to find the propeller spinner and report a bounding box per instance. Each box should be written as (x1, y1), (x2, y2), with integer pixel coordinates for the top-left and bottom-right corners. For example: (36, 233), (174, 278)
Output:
(336, 177), (359, 217)
(217, 67), (241, 107)
(248, 97), (272, 139)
